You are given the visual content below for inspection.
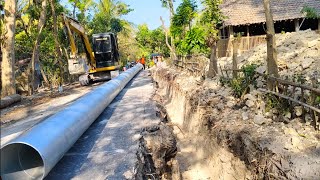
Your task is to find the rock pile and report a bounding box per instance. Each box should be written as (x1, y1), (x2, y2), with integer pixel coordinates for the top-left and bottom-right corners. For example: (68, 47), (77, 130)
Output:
(219, 30), (320, 83)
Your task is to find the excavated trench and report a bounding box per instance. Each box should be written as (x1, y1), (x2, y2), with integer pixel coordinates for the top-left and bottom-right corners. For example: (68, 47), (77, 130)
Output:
(143, 67), (320, 180)
(149, 69), (252, 180)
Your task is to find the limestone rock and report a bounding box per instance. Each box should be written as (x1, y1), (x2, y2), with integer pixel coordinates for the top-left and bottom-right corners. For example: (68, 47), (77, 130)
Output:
(217, 30), (319, 85)
(285, 112), (292, 119)
(307, 39), (319, 48)
(297, 39), (308, 47)
(302, 58), (314, 69)
(265, 111), (273, 118)
(217, 103), (225, 111)
(291, 136), (301, 148)
(278, 46), (290, 53)
(295, 106), (303, 117)
(226, 101), (234, 108)
(253, 114), (266, 125)
(256, 66), (266, 74)
(242, 112), (249, 120)
(256, 100), (266, 113)
(244, 94), (256, 101)
(246, 100), (255, 108)
(287, 62), (299, 69)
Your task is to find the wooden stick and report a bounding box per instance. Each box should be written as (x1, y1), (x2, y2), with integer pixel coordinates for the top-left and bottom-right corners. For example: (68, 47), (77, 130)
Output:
(311, 79), (318, 130)
(301, 88), (305, 122)
(255, 71), (320, 95)
(223, 69), (320, 95)
(258, 88), (320, 114)
(219, 65), (225, 77)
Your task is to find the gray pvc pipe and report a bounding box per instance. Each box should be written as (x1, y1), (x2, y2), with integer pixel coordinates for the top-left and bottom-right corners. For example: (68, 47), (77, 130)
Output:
(0, 64), (143, 180)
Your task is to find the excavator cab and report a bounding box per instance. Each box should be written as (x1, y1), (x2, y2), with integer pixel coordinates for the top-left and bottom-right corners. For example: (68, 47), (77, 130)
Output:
(92, 33), (119, 68)
(62, 14), (120, 85)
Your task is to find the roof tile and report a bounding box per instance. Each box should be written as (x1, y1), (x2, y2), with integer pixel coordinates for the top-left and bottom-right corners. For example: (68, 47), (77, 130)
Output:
(220, 0), (320, 26)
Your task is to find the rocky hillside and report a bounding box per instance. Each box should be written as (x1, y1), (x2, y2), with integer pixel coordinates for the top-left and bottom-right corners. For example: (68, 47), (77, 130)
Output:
(219, 29), (320, 83)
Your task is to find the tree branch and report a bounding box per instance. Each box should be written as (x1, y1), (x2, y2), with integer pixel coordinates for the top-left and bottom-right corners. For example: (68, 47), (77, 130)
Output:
(160, 16), (176, 60)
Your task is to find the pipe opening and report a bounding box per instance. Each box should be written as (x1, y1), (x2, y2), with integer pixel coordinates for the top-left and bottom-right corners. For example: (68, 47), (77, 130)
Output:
(1, 143), (44, 180)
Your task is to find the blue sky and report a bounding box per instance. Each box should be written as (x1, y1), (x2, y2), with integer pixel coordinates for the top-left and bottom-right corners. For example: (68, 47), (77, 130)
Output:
(121, 0), (182, 29)
(60, 0), (202, 30)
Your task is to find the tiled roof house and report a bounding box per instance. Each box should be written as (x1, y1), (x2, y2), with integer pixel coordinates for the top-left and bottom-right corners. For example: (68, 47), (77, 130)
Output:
(216, 0), (319, 57)
(219, 0), (320, 37)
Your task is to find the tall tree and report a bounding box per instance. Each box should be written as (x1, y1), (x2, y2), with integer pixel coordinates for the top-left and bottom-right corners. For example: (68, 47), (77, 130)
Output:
(89, 0), (132, 34)
(160, 16), (177, 60)
(68, 0), (94, 23)
(29, 0), (48, 94)
(160, 0), (176, 59)
(1, 0), (17, 97)
(201, 0), (223, 78)
(263, 0), (279, 89)
(171, 0), (197, 32)
(49, 0), (64, 86)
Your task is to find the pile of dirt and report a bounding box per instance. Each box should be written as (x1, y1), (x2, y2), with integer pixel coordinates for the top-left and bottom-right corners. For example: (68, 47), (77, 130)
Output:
(219, 29), (320, 83)
(151, 67), (320, 179)
(135, 122), (178, 179)
(134, 99), (179, 180)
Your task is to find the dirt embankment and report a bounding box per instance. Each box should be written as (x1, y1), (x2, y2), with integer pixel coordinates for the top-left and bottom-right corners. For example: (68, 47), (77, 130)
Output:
(151, 67), (320, 180)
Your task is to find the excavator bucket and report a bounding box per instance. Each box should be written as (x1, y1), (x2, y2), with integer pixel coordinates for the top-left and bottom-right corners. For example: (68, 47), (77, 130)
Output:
(68, 55), (89, 75)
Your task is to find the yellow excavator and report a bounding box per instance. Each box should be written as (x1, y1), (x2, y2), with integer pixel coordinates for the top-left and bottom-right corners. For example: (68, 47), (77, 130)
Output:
(62, 14), (120, 85)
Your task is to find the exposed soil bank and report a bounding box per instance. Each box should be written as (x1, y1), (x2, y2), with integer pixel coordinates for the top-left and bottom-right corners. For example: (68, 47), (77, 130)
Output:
(151, 67), (320, 180)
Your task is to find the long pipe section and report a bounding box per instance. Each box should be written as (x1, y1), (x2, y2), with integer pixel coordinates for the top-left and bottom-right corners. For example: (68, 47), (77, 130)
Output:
(0, 64), (143, 180)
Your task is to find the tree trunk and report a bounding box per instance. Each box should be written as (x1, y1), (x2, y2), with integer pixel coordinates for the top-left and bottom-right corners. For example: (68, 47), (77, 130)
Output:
(73, 2), (76, 18)
(167, 0), (175, 18)
(160, 16), (177, 60)
(29, 0), (47, 95)
(1, 0), (17, 97)
(40, 64), (49, 86)
(0, 94), (21, 109)
(207, 42), (218, 78)
(50, 0), (64, 86)
(170, 37), (175, 59)
(165, 0), (176, 60)
(263, 0), (279, 90)
(232, 39), (239, 78)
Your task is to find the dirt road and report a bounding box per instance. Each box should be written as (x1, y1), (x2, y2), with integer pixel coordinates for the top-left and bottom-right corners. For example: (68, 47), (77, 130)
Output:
(1, 70), (160, 179)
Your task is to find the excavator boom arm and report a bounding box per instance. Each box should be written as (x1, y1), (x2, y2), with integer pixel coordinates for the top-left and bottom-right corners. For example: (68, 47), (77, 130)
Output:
(62, 14), (96, 69)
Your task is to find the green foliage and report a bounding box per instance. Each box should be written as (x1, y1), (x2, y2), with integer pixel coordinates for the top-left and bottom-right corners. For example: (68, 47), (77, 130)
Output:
(265, 94), (290, 114)
(292, 73), (307, 84)
(201, 0), (224, 46)
(220, 64), (258, 98)
(171, 0), (197, 36)
(160, 0), (175, 8)
(177, 27), (207, 55)
(301, 6), (320, 19)
(242, 64), (258, 82)
(88, 0), (132, 34)
(135, 24), (170, 58)
(316, 96), (320, 105)
(150, 28), (170, 56)
(170, 0), (209, 55)
(114, 2), (133, 16)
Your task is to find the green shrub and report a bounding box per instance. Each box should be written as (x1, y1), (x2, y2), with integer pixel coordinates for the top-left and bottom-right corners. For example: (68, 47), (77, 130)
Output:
(220, 64), (258, 98)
